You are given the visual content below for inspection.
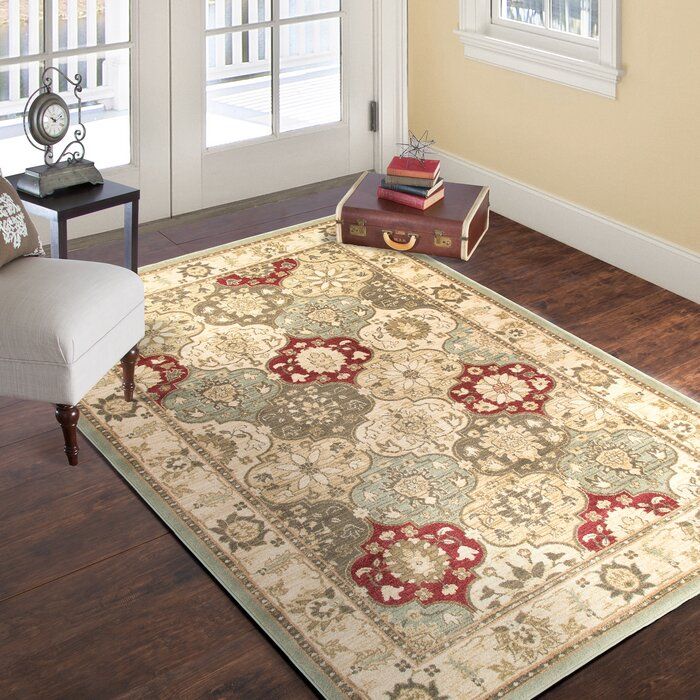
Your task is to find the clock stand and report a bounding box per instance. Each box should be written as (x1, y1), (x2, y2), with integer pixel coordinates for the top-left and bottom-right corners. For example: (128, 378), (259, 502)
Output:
(16, 66), (103, 199)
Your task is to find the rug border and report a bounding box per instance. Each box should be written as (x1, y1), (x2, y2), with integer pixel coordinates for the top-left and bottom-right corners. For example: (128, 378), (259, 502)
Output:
(77, 415), (347, 700)
(505, 573), (699, 699)
(80, 216), (699, 700)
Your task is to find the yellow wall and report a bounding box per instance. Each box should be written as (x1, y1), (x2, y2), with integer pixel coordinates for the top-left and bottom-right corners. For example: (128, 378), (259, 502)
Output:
(408, 0), (700, 253)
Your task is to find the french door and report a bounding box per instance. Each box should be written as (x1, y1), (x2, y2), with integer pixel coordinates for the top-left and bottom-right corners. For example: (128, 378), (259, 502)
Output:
(170, 0), (377, 214)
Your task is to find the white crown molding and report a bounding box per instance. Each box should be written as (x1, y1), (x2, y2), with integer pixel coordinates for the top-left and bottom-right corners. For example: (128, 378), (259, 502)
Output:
(434, 147), (700, 303)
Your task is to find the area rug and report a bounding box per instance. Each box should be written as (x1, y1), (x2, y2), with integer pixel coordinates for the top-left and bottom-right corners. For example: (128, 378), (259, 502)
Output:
(79, 218), (699, 699)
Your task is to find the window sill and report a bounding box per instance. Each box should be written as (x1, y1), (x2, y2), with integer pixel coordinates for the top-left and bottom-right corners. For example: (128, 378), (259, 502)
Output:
(455, 29), (622, 98)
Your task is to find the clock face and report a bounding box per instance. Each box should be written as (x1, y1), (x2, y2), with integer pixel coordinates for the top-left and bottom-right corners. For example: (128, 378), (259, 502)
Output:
(27, 92), (71, 146)
(41, 103), (69, 140)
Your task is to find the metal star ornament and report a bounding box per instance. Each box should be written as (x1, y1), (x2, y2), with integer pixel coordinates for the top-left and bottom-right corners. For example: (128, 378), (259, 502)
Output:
(397, 130), (436, 164)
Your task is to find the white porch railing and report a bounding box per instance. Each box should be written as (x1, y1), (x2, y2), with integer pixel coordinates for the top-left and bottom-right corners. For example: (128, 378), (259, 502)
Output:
(3, 0), (338, 117)
(0, 0), (126, 117)
(206, 0), (339, 82)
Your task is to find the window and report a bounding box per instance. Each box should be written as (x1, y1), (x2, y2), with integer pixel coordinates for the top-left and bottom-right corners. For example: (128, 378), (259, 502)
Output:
(456, 0), (621, 97)
(0, 0), (132, 175)
(205, 0), (342, 148)
(494, 0), (598, 41)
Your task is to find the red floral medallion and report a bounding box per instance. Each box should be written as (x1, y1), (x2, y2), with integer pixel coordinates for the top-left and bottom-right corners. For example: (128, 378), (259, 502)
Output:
(350, 521), (484, 607)
(267, 336), (371, 384)
(577, 490), (679, 552)
(216, 258), (298, 287)
(449, 362), (554, 415)
(137, 354), (189, 405)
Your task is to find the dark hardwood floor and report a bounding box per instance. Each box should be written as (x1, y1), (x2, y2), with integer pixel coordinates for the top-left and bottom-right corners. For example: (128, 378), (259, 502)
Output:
(1, 180), (698, 699)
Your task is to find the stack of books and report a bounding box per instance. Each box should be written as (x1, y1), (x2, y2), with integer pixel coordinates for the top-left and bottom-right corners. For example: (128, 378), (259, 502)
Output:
(377, 156), (444, 211)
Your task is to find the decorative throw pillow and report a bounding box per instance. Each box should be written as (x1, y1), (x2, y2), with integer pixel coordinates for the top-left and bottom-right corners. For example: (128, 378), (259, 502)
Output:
(0, 176), (44, 269)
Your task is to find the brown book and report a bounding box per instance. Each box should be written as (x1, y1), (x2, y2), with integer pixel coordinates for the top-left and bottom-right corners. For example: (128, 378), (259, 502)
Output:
(336, 172), (490, 260)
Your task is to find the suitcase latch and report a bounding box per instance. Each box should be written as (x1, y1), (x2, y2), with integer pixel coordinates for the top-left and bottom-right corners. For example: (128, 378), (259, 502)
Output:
(350, 219), (367, 237)
(434, 230), (452, 248)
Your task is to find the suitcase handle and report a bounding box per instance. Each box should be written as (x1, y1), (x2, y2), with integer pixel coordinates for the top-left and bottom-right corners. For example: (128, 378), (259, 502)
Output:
(383, 231), (417, 251)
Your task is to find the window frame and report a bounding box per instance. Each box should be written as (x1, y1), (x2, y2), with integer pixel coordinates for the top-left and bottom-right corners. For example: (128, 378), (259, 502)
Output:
(455, 0), (621, 98)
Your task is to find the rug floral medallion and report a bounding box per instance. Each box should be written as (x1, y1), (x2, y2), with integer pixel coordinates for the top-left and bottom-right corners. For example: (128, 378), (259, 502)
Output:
(80, 219), (700, 699)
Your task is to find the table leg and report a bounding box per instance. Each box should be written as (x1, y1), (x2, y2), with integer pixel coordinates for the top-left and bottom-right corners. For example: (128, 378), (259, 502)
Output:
(124, 199), (139, 272)
(50, 218), (68, 259)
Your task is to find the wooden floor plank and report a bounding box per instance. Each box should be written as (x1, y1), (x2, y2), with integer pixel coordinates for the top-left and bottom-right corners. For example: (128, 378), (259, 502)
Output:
(0, 429), (76, 493)
(0, 191), (697, 699)
(0, 400), (58, 449)
(65, 173), (360, 254)
(172, 206), (336, 256)
(161, 185), (347, 245)
(563, 291), (699, 382)
(172, 642), (315, 700)
(0, 537), (313, 700)
(0, 445), (166, 599)
(70, 230), (182, 268)
(441, 217), (700, 397)
(648, 356), (700, 400)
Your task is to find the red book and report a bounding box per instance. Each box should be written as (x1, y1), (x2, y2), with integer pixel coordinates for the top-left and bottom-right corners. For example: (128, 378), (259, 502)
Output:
(387, 156), (440, 180)
(377, 185), (445, 210)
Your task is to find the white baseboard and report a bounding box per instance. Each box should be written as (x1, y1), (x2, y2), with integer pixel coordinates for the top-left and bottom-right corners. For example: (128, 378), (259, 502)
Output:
(435, 148), (700, 304)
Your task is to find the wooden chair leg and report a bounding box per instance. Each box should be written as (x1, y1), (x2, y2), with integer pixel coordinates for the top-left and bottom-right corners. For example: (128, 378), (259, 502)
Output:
(121, 345), (139, 402)
(55, 404), (80, 466)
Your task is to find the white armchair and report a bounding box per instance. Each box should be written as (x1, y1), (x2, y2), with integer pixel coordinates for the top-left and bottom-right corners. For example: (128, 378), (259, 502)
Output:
(0, 255), (144, 464)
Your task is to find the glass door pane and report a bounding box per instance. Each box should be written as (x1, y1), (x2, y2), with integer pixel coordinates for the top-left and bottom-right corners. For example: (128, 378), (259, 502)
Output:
(51, 0), (132, 169)
(174, 0), (373, 213)
(205, 0), (341, 147)
(206, 0), (272, 29)
(0, 0), (43, 59)
(206, 26), (272, 147)
(279, 0), (339, 19)
(0, 61), (44, 175)
(53, 48), (131, 169)
(54, 0), (129, 51)
(279, 16), (340, 132)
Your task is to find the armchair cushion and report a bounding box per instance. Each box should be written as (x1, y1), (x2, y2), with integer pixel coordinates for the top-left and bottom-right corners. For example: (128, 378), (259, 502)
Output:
(0, 176), (44, 269)
(0, 256), (145, 405)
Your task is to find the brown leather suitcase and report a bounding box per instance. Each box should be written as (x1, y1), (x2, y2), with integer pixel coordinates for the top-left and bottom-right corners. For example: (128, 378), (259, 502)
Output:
(336, 171), (489, 260)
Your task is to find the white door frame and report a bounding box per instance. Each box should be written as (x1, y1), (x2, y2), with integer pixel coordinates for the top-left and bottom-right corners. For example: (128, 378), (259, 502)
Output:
(374, 0), (409, 170)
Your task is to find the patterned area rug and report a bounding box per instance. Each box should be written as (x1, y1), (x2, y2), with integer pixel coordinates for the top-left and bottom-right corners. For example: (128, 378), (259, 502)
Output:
(80, 219), (700, 699)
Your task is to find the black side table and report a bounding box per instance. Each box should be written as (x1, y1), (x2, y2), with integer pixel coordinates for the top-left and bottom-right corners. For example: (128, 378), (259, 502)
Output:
(7, 175), (140, 272)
